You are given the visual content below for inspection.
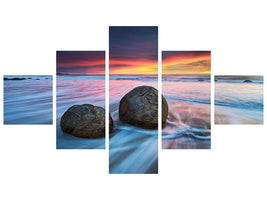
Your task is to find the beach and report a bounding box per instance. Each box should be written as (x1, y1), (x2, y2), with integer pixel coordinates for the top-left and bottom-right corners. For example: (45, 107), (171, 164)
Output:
(4, 75), (53, 124)
(215, 76), (264, 124)
(162, 74), (211, 149)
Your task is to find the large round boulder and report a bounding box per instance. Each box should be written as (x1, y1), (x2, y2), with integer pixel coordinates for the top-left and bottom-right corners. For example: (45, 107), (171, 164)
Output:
(60, 104), (113, 138)
(119, 86), (168, 129)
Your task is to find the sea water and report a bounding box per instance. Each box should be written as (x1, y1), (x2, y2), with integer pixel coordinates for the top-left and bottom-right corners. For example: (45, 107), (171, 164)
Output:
(215, 76), (264, 124)
(4, 75), (53, 124)
(162, 74), (211, 149)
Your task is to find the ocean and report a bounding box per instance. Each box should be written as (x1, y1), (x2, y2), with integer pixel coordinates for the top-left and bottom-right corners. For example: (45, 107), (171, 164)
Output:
(162, 74), (211, 149)
(4, 75), (53, 124)
(215, 75), (264, 124)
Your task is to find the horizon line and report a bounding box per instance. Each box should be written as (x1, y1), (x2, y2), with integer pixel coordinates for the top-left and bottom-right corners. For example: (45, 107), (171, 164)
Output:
(57, 73), (211, 76)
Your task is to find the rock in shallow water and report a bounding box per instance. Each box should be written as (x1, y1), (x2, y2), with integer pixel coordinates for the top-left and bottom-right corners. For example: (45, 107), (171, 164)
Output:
(119, 86), (168, 129)
(60, 104), (113, 138)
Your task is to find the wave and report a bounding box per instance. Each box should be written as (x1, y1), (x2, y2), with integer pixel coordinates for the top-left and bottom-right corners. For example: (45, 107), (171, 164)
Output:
(4, 78), (53, 124)
(215, 100), (263, 110)
(4, 75), (52, 80)
(215, 75), (263, 83)
(167, 96), (211, 105)
(57, 74), (105, 80)
(215, 81), (264, 110)
(163, 74), (211, 82)
(110, 75), (158, 82)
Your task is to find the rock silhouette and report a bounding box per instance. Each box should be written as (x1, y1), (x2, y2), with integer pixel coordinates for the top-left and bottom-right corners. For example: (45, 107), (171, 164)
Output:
(4, 77), (26, 80)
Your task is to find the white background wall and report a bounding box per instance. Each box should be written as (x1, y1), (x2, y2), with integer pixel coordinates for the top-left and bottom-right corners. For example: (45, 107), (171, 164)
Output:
(0, 1), (266, 200)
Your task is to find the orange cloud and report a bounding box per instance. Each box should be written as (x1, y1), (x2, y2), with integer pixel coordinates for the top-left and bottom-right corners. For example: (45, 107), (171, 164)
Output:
(109, 59), (158, 74)
(162, 51), (211, 74)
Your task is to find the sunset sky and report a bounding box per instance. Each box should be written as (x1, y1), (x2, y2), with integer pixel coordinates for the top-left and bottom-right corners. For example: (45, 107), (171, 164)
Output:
(57, 51), (105, 74)
(162, 51), (211, 74)
(109, 26), (158, 74)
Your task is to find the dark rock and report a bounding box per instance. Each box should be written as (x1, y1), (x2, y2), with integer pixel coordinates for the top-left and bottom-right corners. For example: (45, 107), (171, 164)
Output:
(5, 77), (26, 80)
(243, 80), (252, 82)
(7, 78), (26, 81)
(119, 86), (168, 129)
(198, 79), (204, 82)
(196, 131), (211, 137)
(60, 104), (113, 139)
(28, 78), (32, 79)
(36, 78), (40, 80)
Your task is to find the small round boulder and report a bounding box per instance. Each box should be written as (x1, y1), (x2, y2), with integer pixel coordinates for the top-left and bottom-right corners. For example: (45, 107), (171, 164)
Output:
(119, 86), (168, 129)
(60, 104), (113, 138)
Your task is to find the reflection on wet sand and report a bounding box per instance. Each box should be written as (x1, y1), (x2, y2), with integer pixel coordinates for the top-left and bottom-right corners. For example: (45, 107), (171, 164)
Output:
(163, 101), (211, 149)
(162, 75), (211, 149)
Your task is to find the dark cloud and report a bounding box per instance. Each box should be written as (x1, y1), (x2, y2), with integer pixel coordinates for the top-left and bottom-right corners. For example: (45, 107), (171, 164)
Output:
(56, 51), (105, 74)
(57, 51), (105, 65)
(109, 26), (158, 63)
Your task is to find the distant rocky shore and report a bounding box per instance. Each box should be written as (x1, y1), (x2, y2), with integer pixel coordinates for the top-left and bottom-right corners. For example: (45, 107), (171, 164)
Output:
(4, 77), (27, 80)
(4, 77), (50, 80)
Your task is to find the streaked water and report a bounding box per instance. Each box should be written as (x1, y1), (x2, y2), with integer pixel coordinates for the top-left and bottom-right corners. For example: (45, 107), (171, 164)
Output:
(4, 75), (53, 124)
(109, 75), (158, 174)
(162, 74), (211, 149)
(215, 75), (264, 124)
(56, 75), (105, 149)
